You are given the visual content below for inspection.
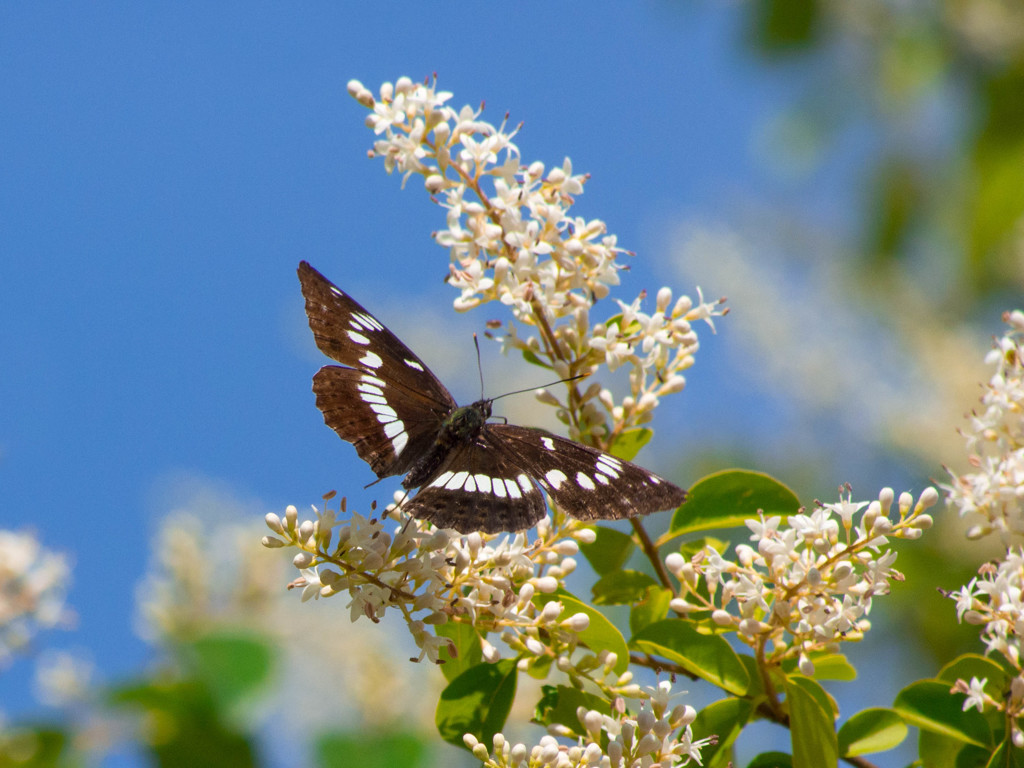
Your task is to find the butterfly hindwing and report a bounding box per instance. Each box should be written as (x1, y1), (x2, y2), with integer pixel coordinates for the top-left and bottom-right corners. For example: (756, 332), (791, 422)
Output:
(401, 436), (548, 534)
(486, 425), (687, 521)
(311, 366), (448, 478)
(403, 425), (686, 533)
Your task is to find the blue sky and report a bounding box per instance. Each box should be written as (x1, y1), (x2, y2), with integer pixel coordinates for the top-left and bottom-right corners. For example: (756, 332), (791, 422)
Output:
(1, 3), (949, 763)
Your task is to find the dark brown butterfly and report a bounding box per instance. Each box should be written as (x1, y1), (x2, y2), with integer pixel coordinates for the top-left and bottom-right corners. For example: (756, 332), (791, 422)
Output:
(299, 261), (686, 533)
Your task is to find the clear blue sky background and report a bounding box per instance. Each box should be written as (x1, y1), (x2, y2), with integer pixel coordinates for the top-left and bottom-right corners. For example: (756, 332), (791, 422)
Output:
(1, 3), (931, 763)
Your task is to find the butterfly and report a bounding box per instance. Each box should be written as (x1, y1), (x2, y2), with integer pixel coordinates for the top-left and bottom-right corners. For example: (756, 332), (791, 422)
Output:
(298, 261), (686, 534)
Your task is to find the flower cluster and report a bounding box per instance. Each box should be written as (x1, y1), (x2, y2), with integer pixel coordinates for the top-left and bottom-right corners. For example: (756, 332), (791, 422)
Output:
(347, 75), (725, 444)
(668, 486), (938, 675)
(943, 310), (1024, 542)
(0, 529), (72, 664)
(465, 680), (713, 768)
(263, 498), (595, 665)
(949, 549), (1024, 745)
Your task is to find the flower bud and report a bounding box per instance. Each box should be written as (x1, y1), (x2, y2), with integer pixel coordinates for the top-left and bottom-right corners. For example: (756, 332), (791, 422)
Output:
(564, 612), (590, 632)
(664, 552), (685, 575)
(878, 487), (894, 511)
(798, 654), (815, 676)
(583, 709), (603, 736)
(637, 732), (660, 755)
(525, 637), (546, 656)
(533, 576), (559, 593)
(656, 286), (673, 313)
(663, 375), (686, 394)
(637, 709), (656, 732)
(669, 598), (693, 614)
(261, 536), (285, 548)
(424, 174), (445, 193)
(712, 610), (734, 626)
(540, 601), (563, 623)
(554, 539), (579, 556)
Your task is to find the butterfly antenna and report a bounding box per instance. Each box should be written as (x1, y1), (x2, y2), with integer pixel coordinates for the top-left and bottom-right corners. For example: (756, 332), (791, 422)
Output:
(474, 333), (485, 399)
(491, 373), (589, 402)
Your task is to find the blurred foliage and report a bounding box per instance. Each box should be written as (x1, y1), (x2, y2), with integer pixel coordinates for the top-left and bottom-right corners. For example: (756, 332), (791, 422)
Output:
(0, 627), (440, 768)
(745, 0), (1024, 295)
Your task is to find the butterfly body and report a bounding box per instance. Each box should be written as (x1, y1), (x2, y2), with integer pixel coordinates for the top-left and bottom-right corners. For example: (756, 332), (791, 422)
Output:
(298, 261), (686, 534)
(402, 400), (492, 490)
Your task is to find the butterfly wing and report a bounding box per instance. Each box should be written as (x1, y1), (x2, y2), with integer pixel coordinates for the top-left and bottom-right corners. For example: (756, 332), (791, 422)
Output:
(401, 425), (685, 533)
(486, 425), (687, 522)
(298, 261), (457, 478)
(400, 435), (548, 534)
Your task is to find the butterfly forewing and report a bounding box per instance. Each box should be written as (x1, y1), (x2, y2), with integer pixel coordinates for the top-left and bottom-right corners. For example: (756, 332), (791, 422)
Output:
(298, 261), (457, 477)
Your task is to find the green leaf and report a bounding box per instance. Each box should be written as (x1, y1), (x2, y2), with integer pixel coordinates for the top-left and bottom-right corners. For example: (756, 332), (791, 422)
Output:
(749, 0), (821, 54)
(678, 536), (730, 561)
(667, 469), (800, 538)
(316, 730), (429, 768)
(435, 621), (483, 682)
(747, 753), (794, 768)
(738, 653), (766, 699)
(919, 729), (996, 768)
(691, 697), (754, 768)
(523, 650), (554, 680)
(520, 347), (550, 369)
(969, 137), (1024, 280)
(435, 660), (517, 749)
(579, 526), (635, 575)
(782, 652), (856, 682)
(592, 569), (657, 605)
(533, 684), (611, 731)
(987, 739), (1024, 768)
(788, 673), (838, 719)
(893, 680), (991, 747)
(837, 708), (907, 757)
(785, 676), (838, 768)
(808, 653), (856, 682)
(629, 585), (673, 635)
(629, 619), (749, 695)
(936, 653), (1008, 687)
(536, 589), (630, 674)
(0, 726), (68, 767)
(107, 679), (257, 767)
(610, 427), (652, 462)
(188, 630), (275, 714)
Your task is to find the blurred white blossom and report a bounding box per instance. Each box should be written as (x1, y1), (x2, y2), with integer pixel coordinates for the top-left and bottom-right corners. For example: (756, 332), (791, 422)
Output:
(0, 529), (72, 664)
(34, 650), (93, 706)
